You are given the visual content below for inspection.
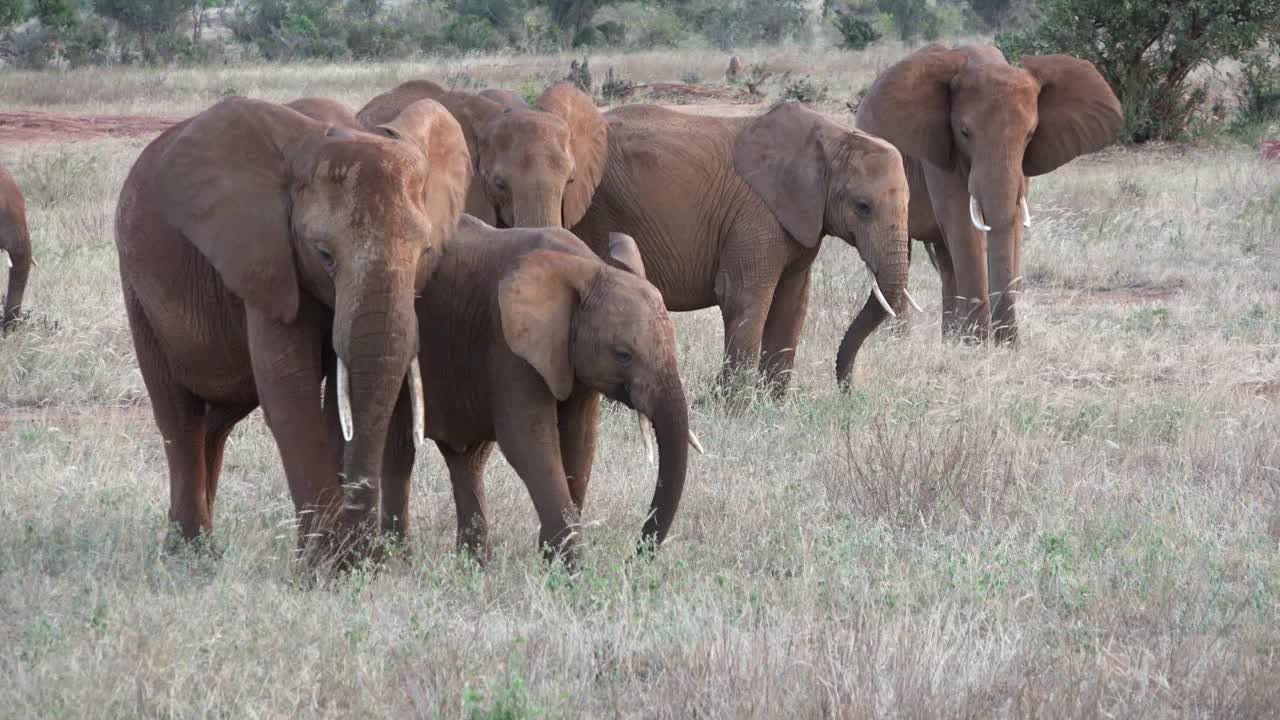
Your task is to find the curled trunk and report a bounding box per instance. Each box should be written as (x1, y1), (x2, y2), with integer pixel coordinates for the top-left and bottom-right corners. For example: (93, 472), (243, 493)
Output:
(835, 230), (909, 388)
(637, 377), (691, 551)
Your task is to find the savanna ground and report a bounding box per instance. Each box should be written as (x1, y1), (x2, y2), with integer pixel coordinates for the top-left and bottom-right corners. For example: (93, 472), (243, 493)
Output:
(2, 44), (1280, 718)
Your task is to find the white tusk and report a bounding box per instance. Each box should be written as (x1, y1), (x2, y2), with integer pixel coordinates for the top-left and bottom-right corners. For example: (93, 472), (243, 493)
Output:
(335, 353), (353, 442)
(408, 356), (425, 449)
(1, 250), (9, 269)
(969, 195), (991, 232)
(688, 429), (704, 454)
(868, 269), (896, 318)
(1020, 196), (1031, 228)
(636, 411), (654, 465)
(903, 288), (924, 313)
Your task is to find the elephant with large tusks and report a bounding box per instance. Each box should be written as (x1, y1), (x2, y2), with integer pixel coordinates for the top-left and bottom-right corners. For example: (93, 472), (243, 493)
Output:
(114, 95), (470, 563)
(572, 101), (914, 393)
(857, 43), (1123, 345)
(369, 216), (699, 564)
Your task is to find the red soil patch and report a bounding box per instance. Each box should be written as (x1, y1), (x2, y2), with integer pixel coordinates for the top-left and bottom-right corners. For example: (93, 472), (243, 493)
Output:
(0, 111), (180, 145)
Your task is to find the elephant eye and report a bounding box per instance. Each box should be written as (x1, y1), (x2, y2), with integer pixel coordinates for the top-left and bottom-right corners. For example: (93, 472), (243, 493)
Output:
(613, 348), (633, 365)
(854, 200), (873, 217)
(492, 176), (509, 193)
(315, 244), (336, 274)
(959, 126), (971, 139)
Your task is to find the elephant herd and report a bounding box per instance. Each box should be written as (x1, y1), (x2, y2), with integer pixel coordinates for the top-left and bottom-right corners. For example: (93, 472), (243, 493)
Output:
(1, 43), (1122, 568)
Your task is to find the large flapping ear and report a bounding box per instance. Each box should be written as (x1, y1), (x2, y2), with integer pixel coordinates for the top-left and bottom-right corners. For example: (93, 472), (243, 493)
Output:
(375, 99), (473, 250)
(355, 79), (446, 127)
(435, 91), (506, 170)
(856, 44), (968, 170)
(607, 232), (645, 279)
(285, 97), (363, 130)
(155, 97), (321, 323)
(498, 249), (600, 401)
(536, 82), (608, 227)
(733, 101), (844, 247)
(1022, 54), (1123, 176)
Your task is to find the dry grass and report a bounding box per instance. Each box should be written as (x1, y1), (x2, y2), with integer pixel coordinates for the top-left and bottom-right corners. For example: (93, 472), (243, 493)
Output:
(2, 47), (1280, 718)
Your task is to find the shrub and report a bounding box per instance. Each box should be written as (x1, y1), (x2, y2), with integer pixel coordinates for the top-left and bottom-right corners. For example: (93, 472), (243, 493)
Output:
(832, 12), (880, 50)
(599, 65), (632, 103)
(697, 0), (811, 51)
(565, 55), (591, 93)
(1233, 52), (1280, 130)
(998, 0), (1280, 143)
(443, 13), (505, 53)
(781, 74), (828, 104)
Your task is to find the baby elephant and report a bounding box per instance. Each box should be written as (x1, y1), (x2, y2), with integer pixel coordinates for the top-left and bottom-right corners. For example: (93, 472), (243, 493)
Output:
(377, 216), (699, 562)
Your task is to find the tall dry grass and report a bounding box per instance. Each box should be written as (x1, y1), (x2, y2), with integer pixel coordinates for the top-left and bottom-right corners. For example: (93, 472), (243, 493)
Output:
(1, 52), (1279, 718)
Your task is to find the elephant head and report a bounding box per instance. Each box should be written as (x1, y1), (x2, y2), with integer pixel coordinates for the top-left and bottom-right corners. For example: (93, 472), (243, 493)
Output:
(734, 101), (912, 386)
(439, 82), (608, 229)
(499, 232), (691, 549)
(858, 44), (1122, 343)
(155, 96), (470, 525)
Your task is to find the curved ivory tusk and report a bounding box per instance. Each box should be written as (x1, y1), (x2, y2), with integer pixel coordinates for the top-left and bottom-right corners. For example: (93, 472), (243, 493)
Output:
(408, 356), (426, 449)
(969, 195), (991, 232)
(868, 269), (896, 318)
(1, 250), (10, 269)
(335, 354), (354, 442)
(1020, 197), (1031, 228)
(688, 429), (705, 455)
(903, 288), (924, 313)
(636, 411), (654, 465)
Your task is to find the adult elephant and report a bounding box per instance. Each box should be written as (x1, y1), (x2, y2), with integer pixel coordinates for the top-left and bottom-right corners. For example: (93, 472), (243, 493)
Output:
(357, 81), (607, 230)
(572, 101), (911, 392)
(857, 43), (1122, 344)
(378, 217), (698, 562)
(0, 164), (31, 332)
(114, 96), (470, 558)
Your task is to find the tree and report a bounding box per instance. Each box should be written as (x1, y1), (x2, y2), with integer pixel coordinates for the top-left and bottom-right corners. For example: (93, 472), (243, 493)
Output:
(999, 0), (1280, 142)
(95, 0), (194, 55)
(0, 0), (26, 29)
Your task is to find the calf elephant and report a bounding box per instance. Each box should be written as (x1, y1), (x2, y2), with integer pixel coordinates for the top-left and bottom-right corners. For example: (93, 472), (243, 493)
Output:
(115, 96), (470, 558)
(1, 164), (32, 332)
(377, 216), (697, 562)
(357, 81), (607, 230)
(572, 101), (911, 392)
(857, 43), (1122, 344)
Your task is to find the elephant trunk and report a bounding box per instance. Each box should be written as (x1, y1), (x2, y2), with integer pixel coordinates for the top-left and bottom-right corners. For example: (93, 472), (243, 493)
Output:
(970, 169), (1025, 346)
(2, 225), (31, 332)
(636, 374), (691, 551)
(331, 269), (418, 522)
(512, 183), (564, 229)
(835, 224), (909, 388)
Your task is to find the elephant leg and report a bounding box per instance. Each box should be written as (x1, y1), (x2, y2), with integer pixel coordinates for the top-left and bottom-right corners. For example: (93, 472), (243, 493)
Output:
(494, 375), (579, 562)
(716, 271), (778, 390)
(441, 441), (494, 558)
(558, 389), (601, 512)
(931, 240), (960, 336)
(245, 305), (343, 550)
(759, 264), (812, 397)
(203, 402), (253, 516)
(380, 382), (417, 540)
(125, 292), (214, 542)
(925, 167), (990, 343)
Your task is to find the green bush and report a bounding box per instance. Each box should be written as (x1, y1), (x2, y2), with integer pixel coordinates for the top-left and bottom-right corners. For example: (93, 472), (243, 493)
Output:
(998, 0), (1280, 143)
(832, 12), (880, 50)
(696, 0), (812, 51)
(443, 14), (505, 53)
(781, 74), (828, 104)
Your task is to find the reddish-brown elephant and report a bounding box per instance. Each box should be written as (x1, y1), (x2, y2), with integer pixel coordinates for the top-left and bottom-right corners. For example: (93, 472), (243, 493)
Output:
(369, 217), (698, 563)
(357, 80), (607, 230)
(0, 165), (32, 332)
(114, 96), (470, 560)
(571, 101), (912, 392)
(857, 44), (1123, 344)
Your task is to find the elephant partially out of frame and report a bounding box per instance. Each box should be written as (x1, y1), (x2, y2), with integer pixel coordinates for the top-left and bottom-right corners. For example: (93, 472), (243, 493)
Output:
(371, 216), (698, 563)
(857, 43), (1122, 344)
(0, 164), (32, 332)
(114, 95), (470, 560)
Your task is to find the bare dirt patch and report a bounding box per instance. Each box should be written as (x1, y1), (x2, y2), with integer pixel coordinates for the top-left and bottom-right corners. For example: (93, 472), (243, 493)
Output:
(1040, 280), (1185, 307)
(0, 111), (179, 145)
(0, 403), (150, 432)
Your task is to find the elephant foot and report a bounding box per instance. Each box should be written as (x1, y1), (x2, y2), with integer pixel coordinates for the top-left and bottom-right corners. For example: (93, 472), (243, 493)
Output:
(162, 524), (223, 563)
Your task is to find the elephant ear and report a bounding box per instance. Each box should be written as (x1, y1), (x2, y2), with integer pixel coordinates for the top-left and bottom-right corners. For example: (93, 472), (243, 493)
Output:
(536, 82), (608, 227)
(498, 249), (599, 401)
(1022, 55), (1123, 176)
(285, 97), (363, 130)
(155, 97), (320, 323)
(607, 232), (645, 279)
(356, 79), (445, 127)
(435, 92), (506, 223)
(856, 44), (968, 170)
(733, 101), (844, 247)
(375, 99), (473, 250)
